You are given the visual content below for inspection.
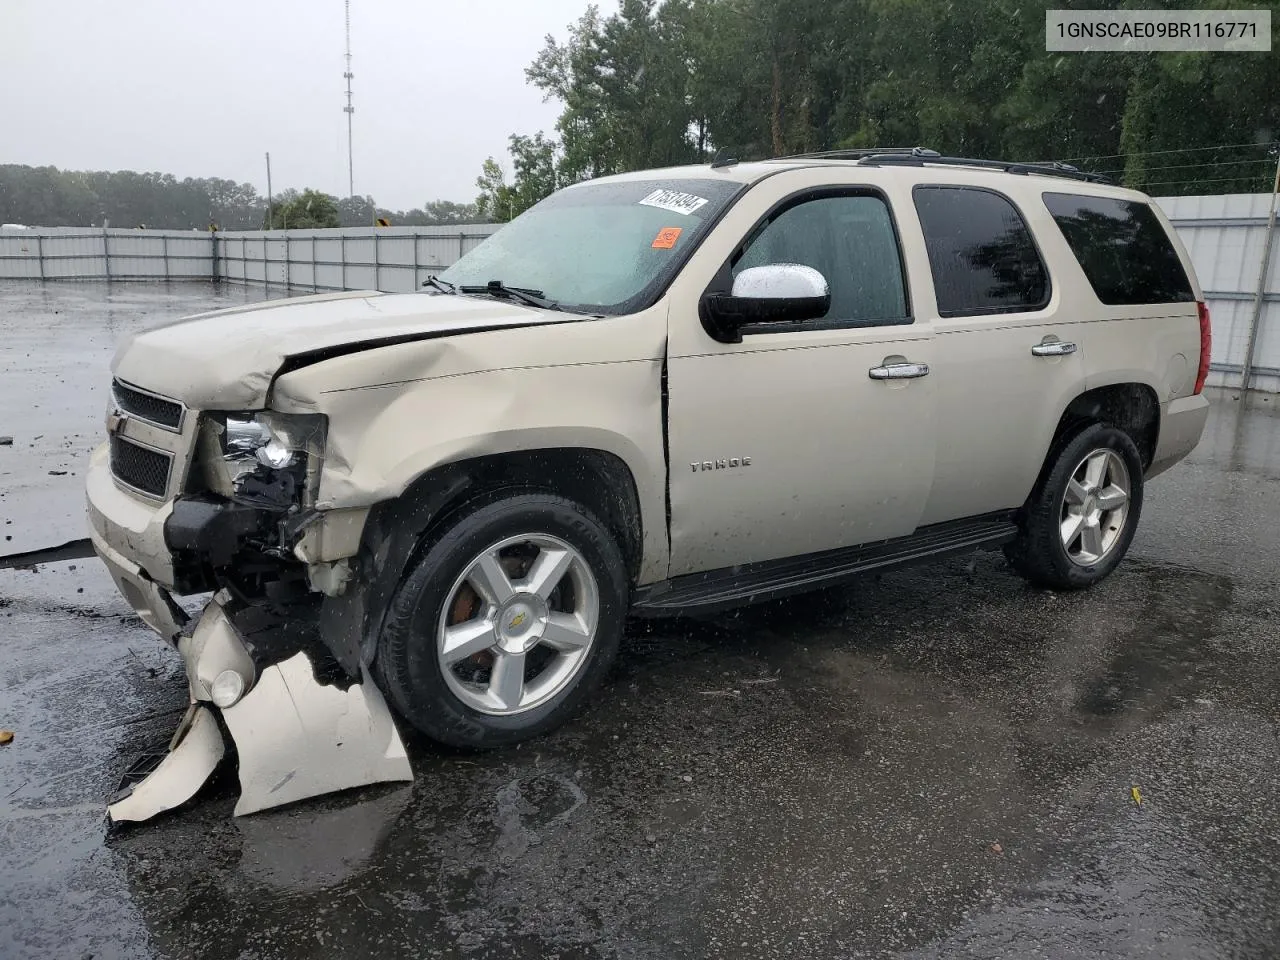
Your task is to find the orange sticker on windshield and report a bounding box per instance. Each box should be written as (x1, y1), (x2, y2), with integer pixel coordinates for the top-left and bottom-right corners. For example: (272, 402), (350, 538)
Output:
(651, 226), (683, 249)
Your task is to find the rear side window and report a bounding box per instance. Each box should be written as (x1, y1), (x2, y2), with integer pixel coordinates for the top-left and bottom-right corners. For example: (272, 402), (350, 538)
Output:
(1042, 193), (1194, 305)
(913, 186), (1049, 317)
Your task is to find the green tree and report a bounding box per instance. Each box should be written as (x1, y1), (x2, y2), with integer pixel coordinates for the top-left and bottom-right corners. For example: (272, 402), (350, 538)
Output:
(336, 194), (377, 227)
(1119, 44), (1280, 195)
(475, 157), (515, 221)
(264, 188), (341, 229)
(476, 134), (565, 221)
(527, 0), (700, 181)
(502, 0), (1280, 198)
(0, 164), (481, 229)
(508, 133), (560, 213)
(422, 199), (481, 223)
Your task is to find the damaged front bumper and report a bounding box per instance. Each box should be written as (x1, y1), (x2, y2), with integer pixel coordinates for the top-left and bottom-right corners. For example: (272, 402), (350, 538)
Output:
(88, 439), (410, 823)
(106, 592), (412, 825)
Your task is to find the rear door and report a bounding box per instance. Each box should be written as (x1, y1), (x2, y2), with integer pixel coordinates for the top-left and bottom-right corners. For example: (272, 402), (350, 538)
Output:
(664, 171), (936, 576)
(1039, 192), (1201, 401)
(910, 184), (1088, 525)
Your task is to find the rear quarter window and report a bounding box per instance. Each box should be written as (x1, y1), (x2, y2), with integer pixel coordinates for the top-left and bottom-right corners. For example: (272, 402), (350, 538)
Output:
(1041, 193), (1194, 306)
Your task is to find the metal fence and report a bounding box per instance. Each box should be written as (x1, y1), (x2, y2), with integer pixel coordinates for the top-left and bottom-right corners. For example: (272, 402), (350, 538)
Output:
(1, 193), (1277, 389)
(214, 225), (500, 293)
(0, 223), (500, 291)
(1156, 194), (1280, 394)
(0, 227), (217, 281)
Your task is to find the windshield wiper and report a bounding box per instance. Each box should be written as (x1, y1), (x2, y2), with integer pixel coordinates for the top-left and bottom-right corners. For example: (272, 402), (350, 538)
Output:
(422, 275), (456, 294)
(458, 280), (560, 311)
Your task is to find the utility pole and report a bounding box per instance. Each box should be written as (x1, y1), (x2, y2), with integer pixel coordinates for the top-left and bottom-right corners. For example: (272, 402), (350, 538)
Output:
(1241, 142), (1280, 392)
(344, 0), (355, 200)
(265, 152), (274, 230)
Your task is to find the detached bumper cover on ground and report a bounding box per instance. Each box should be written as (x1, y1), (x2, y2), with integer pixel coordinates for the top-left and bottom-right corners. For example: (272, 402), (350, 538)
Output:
(104, 590), (413, 824)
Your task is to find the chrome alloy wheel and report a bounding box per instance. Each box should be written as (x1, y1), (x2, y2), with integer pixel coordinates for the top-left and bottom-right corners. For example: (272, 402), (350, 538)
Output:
(436, 533), (600, 716)
(1060, 449), (1131, 566)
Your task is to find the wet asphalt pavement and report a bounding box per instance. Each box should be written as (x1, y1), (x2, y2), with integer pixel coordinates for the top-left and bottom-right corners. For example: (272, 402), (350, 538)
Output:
(2, 280), (1280, 960)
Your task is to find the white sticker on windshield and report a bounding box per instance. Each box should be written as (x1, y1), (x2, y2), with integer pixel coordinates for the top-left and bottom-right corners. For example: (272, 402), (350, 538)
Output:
(638, 188), (709, 216)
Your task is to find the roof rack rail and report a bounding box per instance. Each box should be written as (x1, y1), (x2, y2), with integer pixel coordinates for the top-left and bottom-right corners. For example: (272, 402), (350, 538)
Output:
(772, 146), (940, 161)
(769, 146), (1111, 184)
(855, 153), (1112, 184)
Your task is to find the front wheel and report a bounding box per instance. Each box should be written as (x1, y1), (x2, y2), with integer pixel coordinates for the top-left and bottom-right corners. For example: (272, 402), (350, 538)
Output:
(375, 493), (628, 748)
(1005, 423), (1144, 590)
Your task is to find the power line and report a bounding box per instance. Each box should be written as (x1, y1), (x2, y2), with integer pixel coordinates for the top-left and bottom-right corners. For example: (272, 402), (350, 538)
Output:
(1056, 141), (1275, 164)
(1093, 157), (1277, 176)
(1138, 174), (1274, 190)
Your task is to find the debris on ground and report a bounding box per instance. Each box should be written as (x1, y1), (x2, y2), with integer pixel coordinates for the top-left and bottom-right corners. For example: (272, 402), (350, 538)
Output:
(990, 842), (1003, 854)
(0, 730), (14, 745)
(1131, 786), (1143, 808)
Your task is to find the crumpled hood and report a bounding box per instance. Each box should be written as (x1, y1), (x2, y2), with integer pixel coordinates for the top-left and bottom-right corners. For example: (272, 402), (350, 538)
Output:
(111, 290), (573, 409)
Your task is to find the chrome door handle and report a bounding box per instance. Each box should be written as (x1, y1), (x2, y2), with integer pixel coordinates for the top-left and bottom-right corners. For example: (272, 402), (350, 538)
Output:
(1031, 340), (1077, 357)
(868, 362), (930, 380)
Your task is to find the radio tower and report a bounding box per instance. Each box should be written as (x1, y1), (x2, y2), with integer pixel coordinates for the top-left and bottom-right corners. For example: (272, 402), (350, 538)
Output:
(343, 0), (355, 199)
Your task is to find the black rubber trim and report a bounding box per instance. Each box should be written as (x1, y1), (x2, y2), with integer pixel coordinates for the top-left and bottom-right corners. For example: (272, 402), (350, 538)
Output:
(630, 512), (1017, 616)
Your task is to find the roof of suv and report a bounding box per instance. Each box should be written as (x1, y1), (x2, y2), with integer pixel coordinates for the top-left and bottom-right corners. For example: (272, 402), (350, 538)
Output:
(590, 155), (1148, 201)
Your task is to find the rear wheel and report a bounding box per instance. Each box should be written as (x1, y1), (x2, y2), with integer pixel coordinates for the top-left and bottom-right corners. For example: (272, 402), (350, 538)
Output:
(375, 493), (627, 748)
(1006, 423), (1144, 590)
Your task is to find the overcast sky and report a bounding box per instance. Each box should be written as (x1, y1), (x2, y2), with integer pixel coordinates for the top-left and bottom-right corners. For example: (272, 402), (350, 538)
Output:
(4, 0), (609, 209)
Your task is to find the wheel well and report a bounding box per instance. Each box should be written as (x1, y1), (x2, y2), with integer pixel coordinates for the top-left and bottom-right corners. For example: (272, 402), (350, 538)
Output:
(1052, 383), (1160, 468)
(380, 448), (644, 582)
(322, 448), (645, 673)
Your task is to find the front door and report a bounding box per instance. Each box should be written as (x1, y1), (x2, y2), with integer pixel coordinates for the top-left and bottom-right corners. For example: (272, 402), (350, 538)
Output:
(665, 182), (937, 577)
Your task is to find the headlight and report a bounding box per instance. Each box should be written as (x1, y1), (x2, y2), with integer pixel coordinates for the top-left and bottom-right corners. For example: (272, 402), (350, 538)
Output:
(222, 413), (324, 464)
(256, 437), (296, 469)
(218, 412), (326, 502)
(224, 418), (272, 454)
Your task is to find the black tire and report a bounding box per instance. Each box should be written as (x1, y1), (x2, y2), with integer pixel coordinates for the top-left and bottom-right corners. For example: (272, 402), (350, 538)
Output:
(375, 492), (628, 748)
(1005, 423), (1144, 590)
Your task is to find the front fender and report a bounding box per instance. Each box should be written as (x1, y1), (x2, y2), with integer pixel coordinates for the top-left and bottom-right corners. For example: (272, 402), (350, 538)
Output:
(269, 308), (668, 555)
(281, 356), (670, 673)
(293, 362), (665, 565)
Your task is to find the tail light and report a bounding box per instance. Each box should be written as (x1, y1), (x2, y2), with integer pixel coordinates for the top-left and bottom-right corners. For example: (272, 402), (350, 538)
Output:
(1194, 301), (1212, 395)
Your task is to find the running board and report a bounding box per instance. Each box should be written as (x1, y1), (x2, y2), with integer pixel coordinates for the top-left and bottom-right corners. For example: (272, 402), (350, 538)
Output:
(631, 513), (1017, 616)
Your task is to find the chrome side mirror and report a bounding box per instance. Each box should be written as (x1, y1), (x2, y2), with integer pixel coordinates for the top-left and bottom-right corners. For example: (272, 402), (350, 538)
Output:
(701, 263), (831, 343)
(730, 263), (829, 302)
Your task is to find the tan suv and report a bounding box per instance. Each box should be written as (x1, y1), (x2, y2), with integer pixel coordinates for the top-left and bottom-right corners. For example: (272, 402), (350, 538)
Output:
(88, 150), (1211, 818)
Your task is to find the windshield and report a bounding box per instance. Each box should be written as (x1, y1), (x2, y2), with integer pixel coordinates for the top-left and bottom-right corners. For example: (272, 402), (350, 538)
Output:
(439, 177), (743, 315)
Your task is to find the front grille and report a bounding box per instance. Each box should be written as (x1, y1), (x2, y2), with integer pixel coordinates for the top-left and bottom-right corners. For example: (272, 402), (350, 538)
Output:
(110, 435), (173, 498)
(112, 380), (184, 431)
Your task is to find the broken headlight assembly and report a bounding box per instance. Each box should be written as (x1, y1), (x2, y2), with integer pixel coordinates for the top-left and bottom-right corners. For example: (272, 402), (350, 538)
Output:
(212, 412), (326, 508)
